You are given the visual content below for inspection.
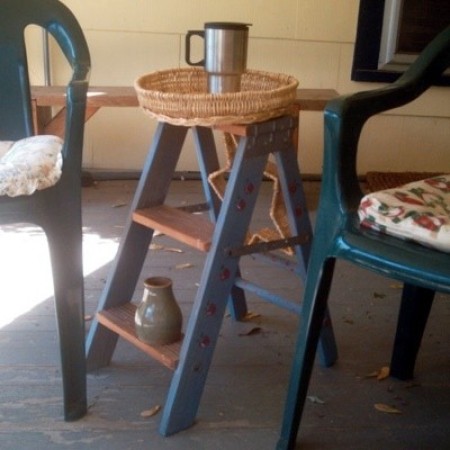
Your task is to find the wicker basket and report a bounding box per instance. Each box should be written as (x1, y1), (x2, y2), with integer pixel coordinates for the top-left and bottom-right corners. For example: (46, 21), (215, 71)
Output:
(134, 68), (299, 126)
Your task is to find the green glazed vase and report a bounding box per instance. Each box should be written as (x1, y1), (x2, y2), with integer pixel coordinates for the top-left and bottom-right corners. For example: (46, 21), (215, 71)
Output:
(135, 276), (182, 345)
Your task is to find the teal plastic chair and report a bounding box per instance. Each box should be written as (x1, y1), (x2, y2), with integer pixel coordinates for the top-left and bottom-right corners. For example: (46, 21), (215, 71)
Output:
(277, 25), (450, 449)
(0, 0), (90, 420)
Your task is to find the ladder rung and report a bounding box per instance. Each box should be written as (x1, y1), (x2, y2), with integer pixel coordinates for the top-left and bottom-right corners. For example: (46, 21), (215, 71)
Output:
(133, 205), (213, 252)
(97, 303), (181, 370)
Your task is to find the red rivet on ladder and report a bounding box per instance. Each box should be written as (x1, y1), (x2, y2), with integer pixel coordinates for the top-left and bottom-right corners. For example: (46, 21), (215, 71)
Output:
(295, 206), (303, 217)
(236, 198), (246, 210)
(206, 302), (217, 316)
(220, 267), (230, 281)
(289, 182), (298, 194)
(245, 182), (255, 194)
(199, 335), (211, 348)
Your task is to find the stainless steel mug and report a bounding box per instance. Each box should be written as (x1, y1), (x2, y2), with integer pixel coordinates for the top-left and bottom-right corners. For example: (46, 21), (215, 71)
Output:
(185, 22), (251, 93)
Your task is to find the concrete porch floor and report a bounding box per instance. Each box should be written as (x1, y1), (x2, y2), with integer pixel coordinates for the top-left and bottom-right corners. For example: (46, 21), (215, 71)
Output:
(0, 179), (449, 449)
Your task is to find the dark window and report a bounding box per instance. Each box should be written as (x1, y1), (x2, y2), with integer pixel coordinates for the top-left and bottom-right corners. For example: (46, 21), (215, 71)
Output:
(351, 0), (450, 85)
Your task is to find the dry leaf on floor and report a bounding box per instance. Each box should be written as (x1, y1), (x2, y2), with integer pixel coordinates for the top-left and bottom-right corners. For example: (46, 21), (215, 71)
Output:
(363, 366), (390, 380)
(84, 314), (93, 321)
(112, 202), (127, 208)
(165, 247), (184, 253)
(140, 405), (161, 418)
(175, 263), (193, 269)
(238, 327), (261, 336)
(377, 366), (390, 381)
(307, 395), (325, 404)
(374, 403), (401, 414)
(149, 243), (184, 253)
(364, 370), (379, 379)
(243, 311), (261, 321)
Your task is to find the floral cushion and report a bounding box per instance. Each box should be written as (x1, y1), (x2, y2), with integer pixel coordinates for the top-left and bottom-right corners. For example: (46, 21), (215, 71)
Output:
(358, 175), (450, 253)
(0, 135), (63, 197)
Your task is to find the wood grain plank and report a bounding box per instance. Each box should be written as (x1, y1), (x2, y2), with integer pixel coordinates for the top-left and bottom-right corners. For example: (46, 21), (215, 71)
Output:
(133, 205), (213, 252)
(97, 303), (181, 371)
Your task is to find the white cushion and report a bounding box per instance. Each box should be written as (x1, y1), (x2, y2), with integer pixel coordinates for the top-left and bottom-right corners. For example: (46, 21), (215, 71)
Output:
(0, 135), (63, 197)
(358, 175), (450, 253)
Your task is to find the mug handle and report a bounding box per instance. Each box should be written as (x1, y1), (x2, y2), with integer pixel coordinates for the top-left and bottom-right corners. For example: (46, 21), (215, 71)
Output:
(185, 30), (205, 66)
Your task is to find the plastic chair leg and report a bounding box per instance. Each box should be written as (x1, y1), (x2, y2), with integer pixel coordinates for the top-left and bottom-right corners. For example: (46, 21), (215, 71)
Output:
(46, 212), (87, 421)
(390, 283), (435, 380)
(317, 307), (338, 367)
(277, 257), (336, 450)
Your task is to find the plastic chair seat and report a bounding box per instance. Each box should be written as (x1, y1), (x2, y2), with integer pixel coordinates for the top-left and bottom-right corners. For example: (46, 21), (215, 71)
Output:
(340, 216), (450, 293)
(0, 135), (63, 197)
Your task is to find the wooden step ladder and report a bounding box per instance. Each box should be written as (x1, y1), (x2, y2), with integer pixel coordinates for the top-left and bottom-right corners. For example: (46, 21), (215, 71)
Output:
(86, 112), (337, 436)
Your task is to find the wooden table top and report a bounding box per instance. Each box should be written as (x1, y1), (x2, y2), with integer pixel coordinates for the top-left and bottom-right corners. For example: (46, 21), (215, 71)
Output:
(31, 86), (339, 111)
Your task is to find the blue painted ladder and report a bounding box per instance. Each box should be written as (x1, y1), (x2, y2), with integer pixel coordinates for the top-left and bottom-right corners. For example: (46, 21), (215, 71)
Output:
(86, 114), (337, 436)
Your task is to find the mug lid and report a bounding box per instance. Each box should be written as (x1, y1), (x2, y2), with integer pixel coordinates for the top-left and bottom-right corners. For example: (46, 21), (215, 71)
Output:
(205, 22), (251, 30)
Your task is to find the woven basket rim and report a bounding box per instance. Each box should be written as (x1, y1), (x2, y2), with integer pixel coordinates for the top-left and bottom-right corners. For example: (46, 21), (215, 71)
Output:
(135, 67), (298, 95)
(134, 67), (299, 126)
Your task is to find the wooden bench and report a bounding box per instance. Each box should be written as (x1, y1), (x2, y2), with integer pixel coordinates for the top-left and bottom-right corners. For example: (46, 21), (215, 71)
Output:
(31, 85), (338, 138)
(31, 86), (139, 137)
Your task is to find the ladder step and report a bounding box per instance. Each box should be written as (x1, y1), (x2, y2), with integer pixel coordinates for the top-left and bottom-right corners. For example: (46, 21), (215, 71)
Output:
(133, 205), (213, 252)
(97, 303), (181, 370)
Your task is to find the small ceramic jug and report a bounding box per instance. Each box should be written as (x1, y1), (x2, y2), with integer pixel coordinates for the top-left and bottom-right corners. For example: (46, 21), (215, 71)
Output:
(135, 276), (182, 345)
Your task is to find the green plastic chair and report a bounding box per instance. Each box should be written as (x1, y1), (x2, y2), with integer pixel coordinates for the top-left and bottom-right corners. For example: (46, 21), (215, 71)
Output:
(0, 0), (90, 420)
(277, 25), (450, 449)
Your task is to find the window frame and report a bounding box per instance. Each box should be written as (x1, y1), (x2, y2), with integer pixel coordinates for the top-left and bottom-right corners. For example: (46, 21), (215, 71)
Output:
(351, 0), (450, 86)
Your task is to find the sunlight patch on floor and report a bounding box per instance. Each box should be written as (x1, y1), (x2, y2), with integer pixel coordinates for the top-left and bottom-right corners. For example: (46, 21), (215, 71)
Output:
(0, 226), (118, 328)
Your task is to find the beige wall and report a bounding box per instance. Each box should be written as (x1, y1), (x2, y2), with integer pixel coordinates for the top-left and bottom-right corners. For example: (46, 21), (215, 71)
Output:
(37, 0), (449, 175)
